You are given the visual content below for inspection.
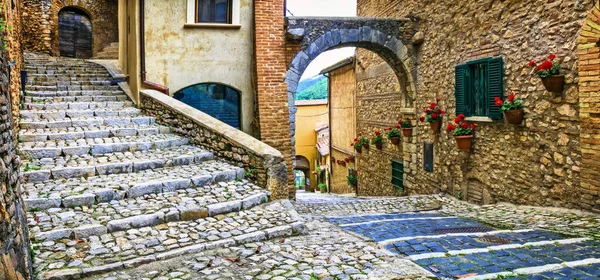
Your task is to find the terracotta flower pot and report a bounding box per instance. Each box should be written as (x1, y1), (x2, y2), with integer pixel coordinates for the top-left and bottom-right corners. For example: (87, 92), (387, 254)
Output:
(541, 74), (564, 94)
(355, 146), (362, 154)
(430, 120), (441, 133)
(402, 128), (413, 137)
(390, 136), (400, 145)
(376, 143), (383, 150)
(363, 143), (370, 150)
(455, 135), (473, 151)
(503, 109), (524, 125)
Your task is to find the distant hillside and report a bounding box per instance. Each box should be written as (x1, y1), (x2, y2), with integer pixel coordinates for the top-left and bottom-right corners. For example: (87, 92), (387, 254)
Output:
(296, 75), (328, 100)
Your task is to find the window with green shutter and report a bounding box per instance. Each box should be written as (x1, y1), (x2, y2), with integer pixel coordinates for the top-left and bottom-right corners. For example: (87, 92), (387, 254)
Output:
(455, 57), (504, 120)
(391, 160), (403, 190)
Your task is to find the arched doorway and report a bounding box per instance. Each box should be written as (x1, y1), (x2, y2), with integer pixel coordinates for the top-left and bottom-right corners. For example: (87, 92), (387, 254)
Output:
(294, 155), (311, 191)
(58, 7), (93, 58)
(173, 83), (242, 129)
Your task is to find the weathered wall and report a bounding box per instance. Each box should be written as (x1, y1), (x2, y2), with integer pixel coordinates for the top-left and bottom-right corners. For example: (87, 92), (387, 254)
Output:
(578, 2), (600, 212)
(355, 49), (407, 197)
(329, 63), (357, 194)
(255, 0), (294, 198)
(358, 0), (597, 210)
(294, 102), (328, 192)
(142, 0), (255, 135)
(22, 0), (118, 56)
(1, 0), (32, 278)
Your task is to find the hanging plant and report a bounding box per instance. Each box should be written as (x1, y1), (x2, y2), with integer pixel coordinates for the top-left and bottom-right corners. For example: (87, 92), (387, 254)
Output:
(447, 114), (476, 151)
(384, 125), (401, 145)
(347, 169), (358, 188)
(400, 118), (414, 137)
(529, 54), (564, 94)
(420, 99), (445, 133)
(351, 132), (369, 153)
(494, 91), (525, 125)
(371, 129), (384, 150)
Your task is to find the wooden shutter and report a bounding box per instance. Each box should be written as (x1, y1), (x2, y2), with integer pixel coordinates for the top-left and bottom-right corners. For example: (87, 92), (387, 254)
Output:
(455, 64), (468, 117)
(391, 160), (403, 190)
(487, 57), (504, 120)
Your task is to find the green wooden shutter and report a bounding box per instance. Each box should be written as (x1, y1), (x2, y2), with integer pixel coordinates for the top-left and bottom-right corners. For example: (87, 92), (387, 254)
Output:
(391, 160), (403, 190)
(455, 64), (468, 116)
(487, 57), (504, 120)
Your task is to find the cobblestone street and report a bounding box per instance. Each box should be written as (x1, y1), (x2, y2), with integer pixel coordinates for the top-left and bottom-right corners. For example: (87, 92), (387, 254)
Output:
(89, 192), (600, 280)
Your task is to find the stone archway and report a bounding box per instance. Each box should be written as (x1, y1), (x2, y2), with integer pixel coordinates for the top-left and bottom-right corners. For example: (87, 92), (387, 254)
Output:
(58, 7), (93, 58)
(282, 17), (419, 198)
(577, 2), (600, 212)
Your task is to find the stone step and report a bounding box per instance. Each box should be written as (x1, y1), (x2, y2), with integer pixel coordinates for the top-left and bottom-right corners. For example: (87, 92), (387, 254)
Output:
(23, 101), (135, 111)
(26, 69), (110, 75)
(23, 160), (245, 207)
(20, 108), (141, 120)
(27, 75), (112, 84)
(19, 116), (155, 129)
(32, 201), (304, 280)
(24, 95), (130, 103)
(27, 181), (265, 239)
(25, 90), (125, 97)
(21, 145), (214, 182)
(27, 80), (113, 87)
(25, 84), (121, 92)
(19, 134), (188, 159)
(19, 124), (171, 142)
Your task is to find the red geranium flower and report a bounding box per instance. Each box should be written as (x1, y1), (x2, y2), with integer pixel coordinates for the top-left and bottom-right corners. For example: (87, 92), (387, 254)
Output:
(440, 110), (445, 115)
(454, 117), (461, 124)
(431, 113), (437, 119)
(528, 60), (536, 67)
(461, 122), (468, 129)
(395, 124), (400, 128)
(508, 91), (515, 102)
(420, 116), (425, 122)
(494, 97), (503, 106)
(375, 131), (381, 136)
(458, 114), (465, 119)
(536, 60), (553, 71)
(351, 143), (354, 147)
(354, 171), (358, 176)
(470, 124), (476, 130)
(407, 119), (412, 123)
(548, 54), (556, 60)
(354, 138), (358, 142)
(430, 103), (436, 109)
(447, 123), (456, 133)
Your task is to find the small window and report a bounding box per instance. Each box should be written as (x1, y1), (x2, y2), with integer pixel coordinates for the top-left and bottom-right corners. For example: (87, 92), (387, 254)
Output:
(391, 160), (403, 189)
(196, 0), (232, 23)
(455, 57), (504, 120)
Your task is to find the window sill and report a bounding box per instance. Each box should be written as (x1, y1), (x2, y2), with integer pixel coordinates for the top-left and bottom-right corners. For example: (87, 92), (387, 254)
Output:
(464, 116), (494, 123)
(184, 23), (241, 29)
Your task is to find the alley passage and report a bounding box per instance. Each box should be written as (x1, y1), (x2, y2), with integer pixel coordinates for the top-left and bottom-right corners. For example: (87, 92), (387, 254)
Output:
(329, 212), (600, 279)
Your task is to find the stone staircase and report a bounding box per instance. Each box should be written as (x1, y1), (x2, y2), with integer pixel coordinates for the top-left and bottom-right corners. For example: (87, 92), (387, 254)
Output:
(20, 53), (304, 279)
(93, 42), (119, 59)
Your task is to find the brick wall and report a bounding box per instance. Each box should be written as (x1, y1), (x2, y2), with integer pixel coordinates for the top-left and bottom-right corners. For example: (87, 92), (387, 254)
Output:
(578, 2), (600, 212)
(254, 0), (294, 199)
(0, 0), (32, 278)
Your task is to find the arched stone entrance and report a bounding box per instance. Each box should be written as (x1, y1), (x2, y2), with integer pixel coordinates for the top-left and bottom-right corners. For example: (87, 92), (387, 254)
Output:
(282, 17), (419, 198)
(58, 7), (93, 58)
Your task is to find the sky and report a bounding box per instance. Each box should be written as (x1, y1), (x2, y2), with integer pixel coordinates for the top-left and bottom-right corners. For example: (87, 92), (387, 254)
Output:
(286, 0), (357, 80)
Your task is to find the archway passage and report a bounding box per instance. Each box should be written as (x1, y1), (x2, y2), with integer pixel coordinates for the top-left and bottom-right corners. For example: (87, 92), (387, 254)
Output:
(58, 7), (93, 58)
(173, 83), (242, 129)
(294, 155), (311, 191)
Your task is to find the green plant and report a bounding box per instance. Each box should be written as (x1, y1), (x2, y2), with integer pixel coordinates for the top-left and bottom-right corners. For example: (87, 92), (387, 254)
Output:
(244, 168), (257, 178)
(347, 169), (358, 187)
(529, 54), (560, 78)
(351, 133), (369, 149)
(384, 126), (400, 139)
(23, 163), (42, 171)
(457, 190), (463, 200)
(420, 99), (445, 123)
(399, 118), (414, 128)
(371, 129), (383, 145)
(318, 183), (327, 192)
(447, 114), (476, 136)
(494, 91), (524, 112)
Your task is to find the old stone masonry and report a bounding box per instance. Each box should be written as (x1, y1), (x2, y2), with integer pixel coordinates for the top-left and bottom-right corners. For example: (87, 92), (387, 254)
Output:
(19, 53), (305, 279)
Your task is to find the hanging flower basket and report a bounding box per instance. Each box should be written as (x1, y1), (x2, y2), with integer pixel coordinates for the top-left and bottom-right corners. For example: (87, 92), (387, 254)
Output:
(541, 75), (565, 94)
(371, 129), (384, 150)
(430, 120), (441, 132)
(390, 137), (400, 145)
(504, 109), (524, 125)
(402, 128), (413, 137)
(363, 143), (370, 149)
(495, 91), (525, 125)
(355, 146), (362, 154)
(454, 135), (473, 151)
(420, 99), (445, 134)
(375, 143), (383, 150)
(351, 134), (369, 154)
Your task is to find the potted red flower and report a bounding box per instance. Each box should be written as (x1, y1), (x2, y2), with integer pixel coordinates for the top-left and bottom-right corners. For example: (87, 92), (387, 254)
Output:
(399, 118), (414, 137)
(494, 91), (525, 125)
(351, 133), (369, 153)
(372, 129), (384, 150)
(447, 114), (476, 151)
(420, 99), (445, 133)
(385, 125), (401, 145)
(347, 169), (358, 188)
(529, 54), (563, 94)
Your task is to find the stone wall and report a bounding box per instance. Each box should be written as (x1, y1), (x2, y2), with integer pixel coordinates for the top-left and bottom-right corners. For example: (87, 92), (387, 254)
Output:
(22, 0), (118, 56)
(139, 90), (289, 200)
(329, 63), (357, 195)
(0, 0), (32, 278)
(357, 0), (597, 210)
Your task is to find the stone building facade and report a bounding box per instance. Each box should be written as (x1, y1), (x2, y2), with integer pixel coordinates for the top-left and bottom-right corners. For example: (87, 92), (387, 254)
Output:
(354, 0), (599, 211)
(22, 0), (118, 57)
(0, 0), (32, 278)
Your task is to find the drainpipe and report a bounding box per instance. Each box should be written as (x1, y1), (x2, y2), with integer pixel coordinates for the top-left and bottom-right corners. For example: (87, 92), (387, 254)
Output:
(139, 0), (169, 95)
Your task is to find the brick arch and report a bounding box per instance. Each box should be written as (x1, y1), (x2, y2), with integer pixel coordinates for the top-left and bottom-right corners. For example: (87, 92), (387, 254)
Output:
(577, 2), (600, 212)
(283, 18), (418, 191)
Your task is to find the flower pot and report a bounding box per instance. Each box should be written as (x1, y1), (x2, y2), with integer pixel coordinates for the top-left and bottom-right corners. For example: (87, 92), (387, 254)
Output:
(390, 136), (400, 145)
(454, 135), (473, 151)
(541, 74), (564, 94)
(503, 109), (524, 125)
(354, 146), (362, 154)
(430, 120), (441, 133)
(375, 143), (383, 150)
(402, 128), (413, 137)
(363, 143), (370, 150)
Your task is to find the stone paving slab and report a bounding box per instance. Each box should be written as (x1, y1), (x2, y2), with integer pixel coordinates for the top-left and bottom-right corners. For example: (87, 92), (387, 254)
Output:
(20, 107), (142, 120)
(19, 124), (171, 142)
(23, 95), (130, 103)
(23, 101), (134, 111)
(20, 116), (156, 129)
